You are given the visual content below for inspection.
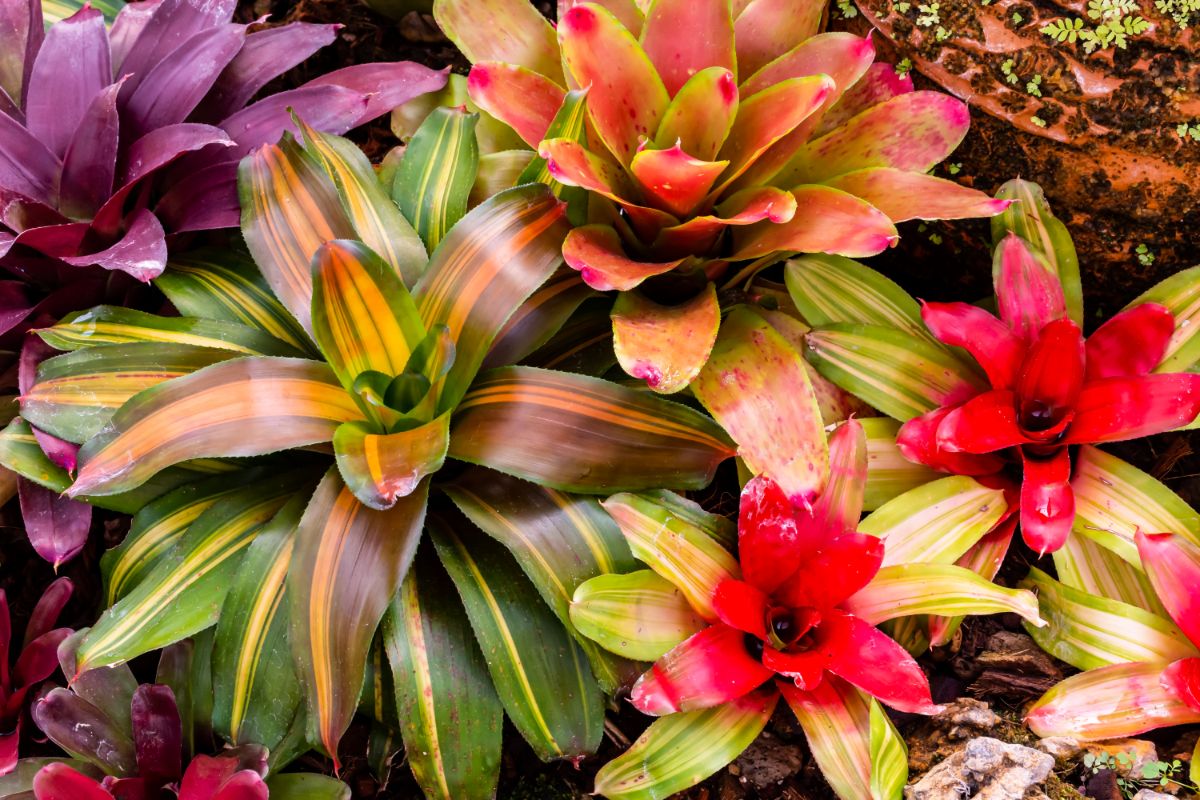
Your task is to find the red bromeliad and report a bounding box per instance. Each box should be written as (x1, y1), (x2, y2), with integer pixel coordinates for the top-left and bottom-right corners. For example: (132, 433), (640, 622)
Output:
(631, 422), (941, 719)
(896, 234), (1200, 554)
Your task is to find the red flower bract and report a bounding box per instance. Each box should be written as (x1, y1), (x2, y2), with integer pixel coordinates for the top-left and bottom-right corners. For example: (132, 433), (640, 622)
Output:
(898, 234), (1200, 555)
(630, 422), (941, 718)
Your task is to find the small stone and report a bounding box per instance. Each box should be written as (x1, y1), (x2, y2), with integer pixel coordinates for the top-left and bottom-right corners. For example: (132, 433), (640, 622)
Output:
(938, 698), (1000, 738)
(1036, 736), (1081, 760)
(906, 737), (1054, 799)
(1132, 791), (1174, 800)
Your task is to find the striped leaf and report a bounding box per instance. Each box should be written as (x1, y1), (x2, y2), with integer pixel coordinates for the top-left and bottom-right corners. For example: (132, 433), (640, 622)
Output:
(630, 489), (737, 553)
(843, 563), (1043, 628)
(860, 476), (1008, 567)
(1026, 661), (1200, 741)
(23, 343), (242, 444)
(785, 255), (931, 340)
(37, 306), (301, 356)
(1071, 445), (1199, 567)
(869, 702), (907, 800)
(288, 469), (429, 763)
(310, 239), (426, 393)
(516, 89), (590, 224)
(782, 677), (874, 800)
(1018, 568), (1195, 671)
(445, 468), (642, 693)
(72, 472), (310, 672)
(240, 137), (357, 335)
(1052, 532), (1166, 615)
(333, 414), (449, 510)
(992, 179), (1083, 325)
(483, 269), (595, 370)
(394, 107), (481, 253)
(601, 492), (740, 622)
(414, 185), (570, 412)
(382, 548), (503, 800)
(860, 418), (940, 511)
(592, 688), (777, 800)
(101, 468), (273, 604)
(693, 306), (827, 502)
(0, 419), (226, 516)
(69, 357), (363, 498)
(431, 515), (604, 761)
(158, 248), (313, 354)
(471, 150), (536, 207)
(806, 324), (987, 422)
(213, 494), (307, 751)
(570, 570), (705, 662)
(1125, 266), (1200, 373)
(448, 367), (734, 493)
(298, 121), (427, 286)
(43, 0), (124, 22)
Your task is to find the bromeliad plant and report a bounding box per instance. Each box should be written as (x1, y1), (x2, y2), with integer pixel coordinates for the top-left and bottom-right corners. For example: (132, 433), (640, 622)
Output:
(7, 112), (735, 800)
(568, 309), (1045, 800)
(433, 0), (1009, 391)
(790, 179), (1200, 561)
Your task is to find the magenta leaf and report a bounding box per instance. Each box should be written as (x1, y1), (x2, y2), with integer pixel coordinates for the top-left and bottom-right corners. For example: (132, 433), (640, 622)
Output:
(17, 479), (92, 568)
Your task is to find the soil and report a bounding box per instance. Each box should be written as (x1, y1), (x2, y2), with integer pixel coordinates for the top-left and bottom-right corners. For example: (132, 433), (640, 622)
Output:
(6, 1), (1196, 799)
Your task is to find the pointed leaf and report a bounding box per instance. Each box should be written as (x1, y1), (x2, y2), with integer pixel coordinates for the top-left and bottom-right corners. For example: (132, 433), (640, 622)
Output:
(434, 0), (564, 84)
(445, 468), (641, 692)
(466, 62), (565, 149)
(570, 570), (705, 662)
(431, 515), (604, 761)
(393, 107), (481, 254)
(781, 677), (873, 800)
(561, 224), (686, 292)
(601, 492), (740, 621)
(56, 631), (138, 735)
(843, 563), (1042, 627)
(860, 418), (941, 511)
(333, 415), (449, 510)
(734, 0), (825, 75)
(612, 284), (719, 394)
(414, 185), (570, 412)
(825, 168), (1010, 223)
(1052, 532), (1166, 616)
(212, 496), (306, 750)
(381, 549), (503, 800)
(72, 472), (308, 672)
(32, 690), (137, 777)
(731, 185), (897, 260)
(654, 67), (739, 161)
(785, 255), (931, 340)
(1123, 266), (1200, 374)
(289, 469), (429, 764)
(298, 123), (427, 286)
(592, 688), (777, 800)
(1026, 661), (1200, 740)
(640, 0), (734, 95)
(17, 480), (91, 569)
(69, 358), (361, 498)
(869, 700), (908, 800)
(860, 476), (1008, 566)
(1018, 568), (1193, 671)
(448, 366), (733, 492)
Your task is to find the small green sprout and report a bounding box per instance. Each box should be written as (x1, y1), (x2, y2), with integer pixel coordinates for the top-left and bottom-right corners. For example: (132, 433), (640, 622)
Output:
(1136, 244), (1155, 266)
(1031, 115), (1047, 127)
(895, 58), (913, 77)
(916, 2), (940, 26)
(1026, 74), (1044, 97)
(1001, 58), (1020, 85)
(1012, 10), (1024, 22)
(837, 0), (859, 18)
(946, 163), (962, 175)
(1177, 121), (1200, 141)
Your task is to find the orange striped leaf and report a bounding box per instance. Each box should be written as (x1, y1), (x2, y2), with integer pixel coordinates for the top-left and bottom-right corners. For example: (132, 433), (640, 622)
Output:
(448, 366), (734, 493)
(413, 184), (570, 413)
(70, 358), (363, 498)
(333, 413), (450, 510)
(288, 469), (430, 764)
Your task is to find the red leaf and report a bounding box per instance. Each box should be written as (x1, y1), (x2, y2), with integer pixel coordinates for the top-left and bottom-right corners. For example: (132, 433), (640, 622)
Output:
(1015, 319), (1085, 438)
(1085, 303), (1176, 381)
(896, 408), (1006, 476)
(32, 762), (113, 800)
(1064, 374), (1200, 444)
(631, 624), (774, 715)
(713, 579), (769, 640)
(737, 476), (811, 595)
(993, 233), (1067, 344)
(131, 685), (182, 785)
(773, 533), (883, 611)
(921, 301), (1023, 390)
(1136, 532), (1200, 650)
(1019, 446), (1074, 556)
(935, 391), (1027, 454)
(819, 611), (940, 714)
(1162, 658), (1200, 713)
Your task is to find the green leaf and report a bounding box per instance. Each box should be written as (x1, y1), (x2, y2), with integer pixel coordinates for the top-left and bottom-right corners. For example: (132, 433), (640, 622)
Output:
(1072, 445), (1199, 567)
(843, 563), (1043, 628)
(1052, 532), (1166, 616)
(448, 366), (734, 493)
(265, 774), (352, 800)
(869, 702), (907, 800)
(23, 343), (242, 444)
(72, 471), (311, 672)
(570, 570), (705, 662)
(213, 495), (307, 751)
(785, 255), (931, 340)
(860, 418), (941, 511)
(805, 324), (987, 422)
(394, 107), (481, 253)
(309, 239), (427, 394)
(298, 120), (427, 286)
(445, 468), (642, 693)
(992, 179), (1083, 325)
(1019, 568), (1194, 671)
(288, 469), (429, 762)
(69, 357), (362, 498)
(516, 89), (590, 224)
(1124, 266), (1200, 374)
(414, 184), (570, 412)
(860, 476), (1008, 566)
(601, 492), (739, 622)
(158, 248), (314, 354)
(593, 689), (777, 800)
(382, 547), (503, 800)
(333, 414), (449, 510)
(782, 677), (873, 800)
(431, 514), (604, 761)
(692, 306), (828, 501)
(156, 634), (215, 761)
(101, 467), (273, 604)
